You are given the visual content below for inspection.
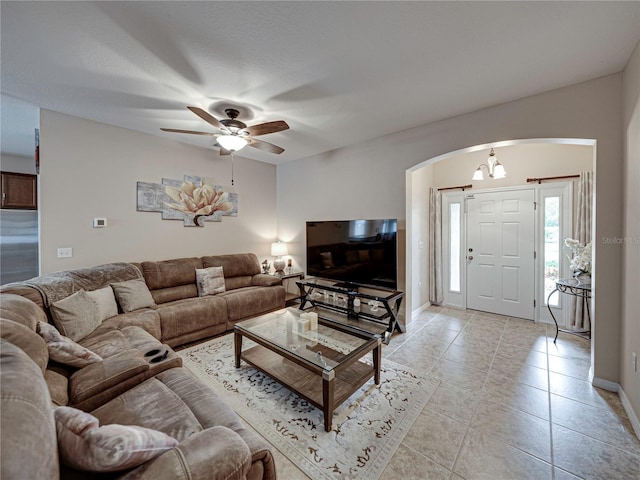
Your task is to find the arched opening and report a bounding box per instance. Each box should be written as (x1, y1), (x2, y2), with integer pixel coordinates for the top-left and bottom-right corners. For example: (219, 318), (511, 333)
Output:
(405, 138), (596, 372)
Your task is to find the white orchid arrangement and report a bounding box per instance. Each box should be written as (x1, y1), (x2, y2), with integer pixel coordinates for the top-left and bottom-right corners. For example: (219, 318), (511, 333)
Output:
(564, 238), (592, 275)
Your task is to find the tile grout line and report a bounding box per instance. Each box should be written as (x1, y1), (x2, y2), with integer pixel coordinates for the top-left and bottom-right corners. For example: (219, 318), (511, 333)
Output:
(546, 324), (556, 480)
(448, 311), (506, 479)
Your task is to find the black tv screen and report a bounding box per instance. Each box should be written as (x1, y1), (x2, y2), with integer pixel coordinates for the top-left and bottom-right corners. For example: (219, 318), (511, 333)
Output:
(306, 219), (398, 290)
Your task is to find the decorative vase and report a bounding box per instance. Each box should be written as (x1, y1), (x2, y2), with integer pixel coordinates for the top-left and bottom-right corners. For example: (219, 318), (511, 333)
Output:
(573, 270), (591, 285)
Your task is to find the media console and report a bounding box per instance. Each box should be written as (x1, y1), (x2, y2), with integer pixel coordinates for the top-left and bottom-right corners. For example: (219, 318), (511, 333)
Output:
(296, 277), (404, 344)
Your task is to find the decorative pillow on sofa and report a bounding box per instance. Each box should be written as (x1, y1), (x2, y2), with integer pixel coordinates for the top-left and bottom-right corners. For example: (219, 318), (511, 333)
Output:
(110, 279), (156, 313)
(37, 322), (102, 368)
(320, 252), (335, 269)
(50, 290), (102, 342)
(87, 287), (118, 322)
(195, 266), (226, 296)
(54, 406), (178, 472)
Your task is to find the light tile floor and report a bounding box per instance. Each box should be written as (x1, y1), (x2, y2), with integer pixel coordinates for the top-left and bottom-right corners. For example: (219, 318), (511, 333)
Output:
(273, 306), (640, 479)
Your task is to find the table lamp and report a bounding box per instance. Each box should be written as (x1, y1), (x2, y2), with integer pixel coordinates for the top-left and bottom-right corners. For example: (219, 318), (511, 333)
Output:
(271, 242), (288, 275)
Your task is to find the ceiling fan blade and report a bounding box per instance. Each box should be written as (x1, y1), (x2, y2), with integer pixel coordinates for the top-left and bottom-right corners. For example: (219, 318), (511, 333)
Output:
(187, 106), (222, 129)
(248, 138), (285, 154)
(214, 143), (232, 155)
(160, 128), (215, 136)
(245, 120), (289, 137)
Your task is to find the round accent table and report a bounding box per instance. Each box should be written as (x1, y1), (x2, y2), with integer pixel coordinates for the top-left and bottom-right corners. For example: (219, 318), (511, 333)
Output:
(547, 277), (591, 343)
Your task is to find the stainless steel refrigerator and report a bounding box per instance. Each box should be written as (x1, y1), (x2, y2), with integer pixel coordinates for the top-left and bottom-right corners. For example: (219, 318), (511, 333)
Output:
(0, 209), (38, 284)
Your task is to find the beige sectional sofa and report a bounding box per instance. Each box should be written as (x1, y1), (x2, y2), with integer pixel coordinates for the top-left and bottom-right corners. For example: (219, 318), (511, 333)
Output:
(0, 253), (284, 479)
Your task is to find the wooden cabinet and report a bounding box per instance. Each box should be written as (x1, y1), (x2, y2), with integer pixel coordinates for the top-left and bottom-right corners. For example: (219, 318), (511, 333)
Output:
(1, 172), (38, 209)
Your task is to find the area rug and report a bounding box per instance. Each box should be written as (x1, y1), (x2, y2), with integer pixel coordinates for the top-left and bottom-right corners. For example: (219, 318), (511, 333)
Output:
(179, 334), (439, 480)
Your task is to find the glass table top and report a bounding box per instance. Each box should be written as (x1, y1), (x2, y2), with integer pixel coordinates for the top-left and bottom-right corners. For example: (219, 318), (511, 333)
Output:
(235, 308), (378, 371)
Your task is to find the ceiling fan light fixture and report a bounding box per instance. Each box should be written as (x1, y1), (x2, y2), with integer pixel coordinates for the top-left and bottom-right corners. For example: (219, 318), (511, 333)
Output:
(217, 134), (248, 152)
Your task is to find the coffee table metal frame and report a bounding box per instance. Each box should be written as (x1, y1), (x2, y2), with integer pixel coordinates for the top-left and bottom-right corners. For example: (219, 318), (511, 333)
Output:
(234, 308), (382, 432)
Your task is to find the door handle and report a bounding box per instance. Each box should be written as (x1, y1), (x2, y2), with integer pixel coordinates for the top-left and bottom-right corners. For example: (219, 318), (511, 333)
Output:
(468, 256), (474, 260)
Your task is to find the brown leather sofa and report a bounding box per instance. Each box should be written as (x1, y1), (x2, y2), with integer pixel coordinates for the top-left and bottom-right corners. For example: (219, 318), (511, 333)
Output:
(0, 253), (282, 479)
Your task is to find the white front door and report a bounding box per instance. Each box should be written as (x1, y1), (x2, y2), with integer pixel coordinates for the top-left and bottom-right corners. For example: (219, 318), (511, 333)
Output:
(466, 189), (535, 319)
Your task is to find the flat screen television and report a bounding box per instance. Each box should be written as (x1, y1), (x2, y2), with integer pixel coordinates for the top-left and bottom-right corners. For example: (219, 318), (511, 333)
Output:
(306, 219), (398, 290)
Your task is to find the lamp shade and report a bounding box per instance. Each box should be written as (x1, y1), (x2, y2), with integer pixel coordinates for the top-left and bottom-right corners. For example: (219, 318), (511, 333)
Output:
(271, 242), (288, 257)
(472, 168), (484, 181)
(493, 162), (506, 179)
(217, 135), (248, 152)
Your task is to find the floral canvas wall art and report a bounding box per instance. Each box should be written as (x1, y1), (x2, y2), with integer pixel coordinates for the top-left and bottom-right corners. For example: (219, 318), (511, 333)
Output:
(137, 175), (238, 227)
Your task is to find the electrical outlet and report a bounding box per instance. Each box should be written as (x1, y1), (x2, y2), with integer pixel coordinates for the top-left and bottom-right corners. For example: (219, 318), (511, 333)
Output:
(633, 353), (637, 373)
(57, 247), (72, 258)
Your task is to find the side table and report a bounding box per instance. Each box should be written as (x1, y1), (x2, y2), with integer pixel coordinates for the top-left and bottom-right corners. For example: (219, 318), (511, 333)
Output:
(547, 277), (591, 343)
(272, 271), (305, 306)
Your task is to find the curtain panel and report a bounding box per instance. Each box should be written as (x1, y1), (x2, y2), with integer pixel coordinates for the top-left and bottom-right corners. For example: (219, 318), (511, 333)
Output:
(570, 171), (593, 329)
(429, 188), (443, 305)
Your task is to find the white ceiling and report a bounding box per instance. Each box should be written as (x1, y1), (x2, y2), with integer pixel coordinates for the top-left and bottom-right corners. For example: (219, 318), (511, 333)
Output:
(2, 1), (639, 164)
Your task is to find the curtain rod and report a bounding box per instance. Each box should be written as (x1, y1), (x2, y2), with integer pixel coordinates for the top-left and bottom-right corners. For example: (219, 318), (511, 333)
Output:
(438, 184), (473, 192)
(526, 175), (580, 184)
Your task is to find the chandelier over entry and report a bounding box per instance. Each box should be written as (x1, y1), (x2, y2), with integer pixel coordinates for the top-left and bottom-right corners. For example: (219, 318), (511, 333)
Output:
(472, 148), (506, 180)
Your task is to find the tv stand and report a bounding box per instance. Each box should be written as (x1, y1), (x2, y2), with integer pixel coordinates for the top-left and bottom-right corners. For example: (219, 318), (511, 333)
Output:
(296, 278), (404, 344)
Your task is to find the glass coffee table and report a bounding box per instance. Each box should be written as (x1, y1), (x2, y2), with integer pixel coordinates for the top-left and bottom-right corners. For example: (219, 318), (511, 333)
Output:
(234, 307), (382, 432)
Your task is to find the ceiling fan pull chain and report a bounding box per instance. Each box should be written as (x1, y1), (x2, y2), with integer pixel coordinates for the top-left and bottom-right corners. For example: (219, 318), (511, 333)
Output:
(231, 152), (235, 186)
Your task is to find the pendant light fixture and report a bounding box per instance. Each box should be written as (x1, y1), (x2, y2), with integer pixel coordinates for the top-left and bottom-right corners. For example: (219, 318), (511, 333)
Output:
(472, 148), (506, 180)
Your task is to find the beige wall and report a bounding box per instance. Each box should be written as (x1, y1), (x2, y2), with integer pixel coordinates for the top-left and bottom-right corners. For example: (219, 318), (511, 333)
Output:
(278, 74), (623, 391)
(407, 164), (432, 312)
(1, 153), (37, 174)
(39, 110), (278, 273)
(621, 40), (640, 430)
(433, 143), (593, 189)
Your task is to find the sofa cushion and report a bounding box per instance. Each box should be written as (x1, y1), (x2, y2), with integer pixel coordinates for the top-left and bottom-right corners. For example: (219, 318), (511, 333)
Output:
(0, 340), (60, 480)
(86, 286), (118, 321)
(219, 286), (286, 322)
(69, 349), (149, 406)
(0, 292), (48, 329)
(196, 266), (226, 296)
(111, 279), (156, 313)
(90, 308), (162, 341)
(0, 318), (49, 374)
(202, 253), (261, 278)
(141, 257), (203, 290)
(54, 406), (178, 472)
(92, 373), (205, 441)
(45, 368), (69, 406)
(150, 284), (198, 305)
(37, 321), (102, 368)
(155, 296), (227, 342)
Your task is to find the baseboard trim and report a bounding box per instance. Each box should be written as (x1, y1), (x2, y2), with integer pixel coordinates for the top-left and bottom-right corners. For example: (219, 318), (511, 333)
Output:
(411, 302), (431, 317)
(619, 387), (640, 440)
(591, 376), (619, 392)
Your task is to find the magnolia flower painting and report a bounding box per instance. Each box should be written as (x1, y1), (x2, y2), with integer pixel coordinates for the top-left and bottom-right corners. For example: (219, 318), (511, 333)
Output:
(165, 181), (233, 226)
(137, 176), (238, 227)
(564, 238), (592, 275)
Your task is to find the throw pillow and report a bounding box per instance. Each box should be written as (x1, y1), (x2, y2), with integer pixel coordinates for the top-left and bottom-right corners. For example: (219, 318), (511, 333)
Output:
(110, 279), (156, 313)
(87, 287), (118, 322)
(54, 406), (178, 472)
(195, 266), (226, 296)
(320, 252), (334, 269)
(50, 290), (102, 342)
(37, 322), (102, 368)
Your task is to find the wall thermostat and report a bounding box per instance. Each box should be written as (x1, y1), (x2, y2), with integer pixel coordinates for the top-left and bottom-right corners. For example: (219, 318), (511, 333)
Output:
(93, 218), (107, 228)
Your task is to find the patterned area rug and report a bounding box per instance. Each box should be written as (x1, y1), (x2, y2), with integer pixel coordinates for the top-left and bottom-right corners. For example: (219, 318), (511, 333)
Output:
(179, 334), (438, 480)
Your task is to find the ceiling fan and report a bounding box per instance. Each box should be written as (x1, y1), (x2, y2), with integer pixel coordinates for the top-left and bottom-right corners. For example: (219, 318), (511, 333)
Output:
(161, 106), (289, 155)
